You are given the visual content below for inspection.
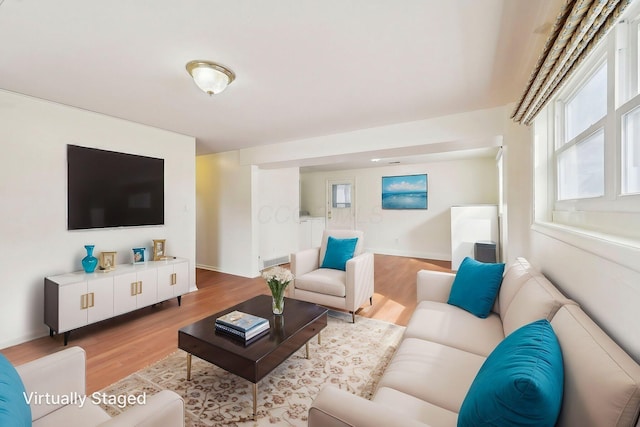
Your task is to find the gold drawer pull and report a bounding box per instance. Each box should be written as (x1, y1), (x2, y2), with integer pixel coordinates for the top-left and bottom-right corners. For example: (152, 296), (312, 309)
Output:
(131, 282), (137, 296)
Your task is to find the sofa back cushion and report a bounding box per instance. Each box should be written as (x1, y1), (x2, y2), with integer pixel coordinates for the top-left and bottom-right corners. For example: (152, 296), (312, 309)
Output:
(458, 319), (564, 427)
(0, 354), (31, 426)
(502, 275), (574, 336)
(496, 257), (537, 316)
(551, 305), (640, 427)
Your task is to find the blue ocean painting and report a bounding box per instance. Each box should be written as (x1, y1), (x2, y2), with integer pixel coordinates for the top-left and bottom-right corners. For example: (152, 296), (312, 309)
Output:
(382, 174), (428, 209)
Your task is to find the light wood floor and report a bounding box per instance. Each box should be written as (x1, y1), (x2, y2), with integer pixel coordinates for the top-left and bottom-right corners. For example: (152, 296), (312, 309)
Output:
(2, 254), (451, 393)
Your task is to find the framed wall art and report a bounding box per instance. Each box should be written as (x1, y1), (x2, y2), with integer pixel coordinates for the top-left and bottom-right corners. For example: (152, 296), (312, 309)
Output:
(381, 174), (428, 209)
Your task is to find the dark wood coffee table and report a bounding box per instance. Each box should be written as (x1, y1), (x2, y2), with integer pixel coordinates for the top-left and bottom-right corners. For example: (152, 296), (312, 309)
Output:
(178, 295), (328, 419)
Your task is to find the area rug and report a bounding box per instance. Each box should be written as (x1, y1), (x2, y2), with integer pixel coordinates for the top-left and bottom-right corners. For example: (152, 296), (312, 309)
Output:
(98, 314), (404, 426)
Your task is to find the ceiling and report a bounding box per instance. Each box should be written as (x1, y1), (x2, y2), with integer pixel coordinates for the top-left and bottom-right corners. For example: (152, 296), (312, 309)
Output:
(0, 0), (561, 168)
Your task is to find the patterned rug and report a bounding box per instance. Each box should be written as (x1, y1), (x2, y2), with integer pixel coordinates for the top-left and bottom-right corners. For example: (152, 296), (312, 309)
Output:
(98, 314), (405, 426)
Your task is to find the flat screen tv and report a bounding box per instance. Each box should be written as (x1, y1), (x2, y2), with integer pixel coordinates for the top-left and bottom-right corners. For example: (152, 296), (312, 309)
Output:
(67, 145), (164, 230)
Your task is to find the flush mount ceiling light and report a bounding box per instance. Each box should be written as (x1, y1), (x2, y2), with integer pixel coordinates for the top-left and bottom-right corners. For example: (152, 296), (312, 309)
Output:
(185, 60), (235, 95)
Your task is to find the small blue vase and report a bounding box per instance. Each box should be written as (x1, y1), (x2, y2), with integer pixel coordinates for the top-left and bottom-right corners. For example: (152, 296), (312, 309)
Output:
(82, 245), (98, 273)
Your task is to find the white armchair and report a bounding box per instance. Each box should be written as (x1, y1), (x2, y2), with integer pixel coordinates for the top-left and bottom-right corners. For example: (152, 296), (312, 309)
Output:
(290, 229), (374, 322)
(15, 346), (184, 427)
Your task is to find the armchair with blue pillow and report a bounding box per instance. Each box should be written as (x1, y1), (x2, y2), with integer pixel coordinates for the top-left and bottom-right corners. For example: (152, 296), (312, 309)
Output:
(290, 229), (374, 322)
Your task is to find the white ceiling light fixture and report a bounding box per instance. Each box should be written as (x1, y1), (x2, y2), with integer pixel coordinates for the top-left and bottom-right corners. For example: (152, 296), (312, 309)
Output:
(186, 60), (235, 96)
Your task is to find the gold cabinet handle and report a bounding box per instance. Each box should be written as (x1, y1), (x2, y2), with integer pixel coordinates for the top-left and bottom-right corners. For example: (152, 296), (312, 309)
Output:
(89, 292), (95, 308)
(131, 282), (137, 296)
(138, 281), (142, 294)
(81, 294), (87, 309)
(171, 273), (177, 285)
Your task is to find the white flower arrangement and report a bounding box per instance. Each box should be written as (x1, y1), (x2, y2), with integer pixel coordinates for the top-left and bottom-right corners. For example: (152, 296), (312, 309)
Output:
(262, 266), (294, 314)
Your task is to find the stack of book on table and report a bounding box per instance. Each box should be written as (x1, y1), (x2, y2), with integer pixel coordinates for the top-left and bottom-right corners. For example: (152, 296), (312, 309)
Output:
(215, 310), (270, 343)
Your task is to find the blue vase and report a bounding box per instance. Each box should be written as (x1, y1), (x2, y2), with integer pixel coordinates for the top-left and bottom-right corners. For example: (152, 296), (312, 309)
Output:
(82, 245), (98, 273)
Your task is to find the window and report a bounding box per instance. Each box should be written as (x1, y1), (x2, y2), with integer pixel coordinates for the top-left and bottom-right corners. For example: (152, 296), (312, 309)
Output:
(331, 184), (351, 208)
(534, 13), (640, 240)
(622, 106), (640, 194)
(564, 63), (607, 143)
(557, 129), (605, 200)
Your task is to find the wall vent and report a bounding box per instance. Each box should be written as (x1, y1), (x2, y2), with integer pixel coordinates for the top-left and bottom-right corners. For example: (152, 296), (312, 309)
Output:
(262, 255), (289, 269)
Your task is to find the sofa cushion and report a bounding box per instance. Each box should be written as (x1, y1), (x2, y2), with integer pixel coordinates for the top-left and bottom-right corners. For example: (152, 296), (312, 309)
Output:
(377, 338), (486, 413)
(497, 257), (537, 316)
(373, 387), (458, 427)
(320, 236), (358, 271)
(551, 305), (640, 427)
(0, 353), (32, 426)
(458, 319), (564, 427)
(294, 268), (346, 297)
(404, 301), (504, 357)
(447, 257), (505, 318)
(31, 400), (110, 427)
(502, 276), (573, 336)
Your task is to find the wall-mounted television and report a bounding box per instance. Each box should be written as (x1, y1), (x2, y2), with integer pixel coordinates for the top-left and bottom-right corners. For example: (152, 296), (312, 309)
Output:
(67, 145), (164, 230)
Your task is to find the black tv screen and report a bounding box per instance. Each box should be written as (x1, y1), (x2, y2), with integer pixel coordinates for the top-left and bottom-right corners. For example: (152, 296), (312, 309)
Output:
(67, 145), (164, 230)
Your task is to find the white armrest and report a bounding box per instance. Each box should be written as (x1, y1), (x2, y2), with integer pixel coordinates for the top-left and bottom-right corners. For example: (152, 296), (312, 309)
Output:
(416, 270), (455, 303)
(309, 387), (430, 427)
(16, 346), (86, 422)
(345, 252), (374, 310)
(99, 390), (184, 427)
(291, 247), (320, 277)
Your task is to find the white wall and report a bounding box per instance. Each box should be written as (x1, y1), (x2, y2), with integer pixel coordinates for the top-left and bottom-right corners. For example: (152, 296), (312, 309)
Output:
(196, 153), (300, 277)
(256, 167), (300, 269)
(0, 90), (196, 349)
(196, 151), (256, 277)
(301, 158), (499, 260)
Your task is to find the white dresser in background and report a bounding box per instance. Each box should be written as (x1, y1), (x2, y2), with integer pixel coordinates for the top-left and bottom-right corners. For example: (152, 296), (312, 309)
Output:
(299, 216), (326, 250)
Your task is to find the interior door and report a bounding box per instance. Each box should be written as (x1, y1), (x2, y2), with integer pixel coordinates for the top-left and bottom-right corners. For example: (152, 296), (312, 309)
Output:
(326, 178), (355, 229)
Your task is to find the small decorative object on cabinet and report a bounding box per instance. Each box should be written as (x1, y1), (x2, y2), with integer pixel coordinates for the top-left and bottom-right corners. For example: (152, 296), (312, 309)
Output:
(81, 245), (98, 273)
(152, 239), (166, 260)
(262, 266), (293, 315)
(132, 247), (146, 264)
(99, 251), (117, 271)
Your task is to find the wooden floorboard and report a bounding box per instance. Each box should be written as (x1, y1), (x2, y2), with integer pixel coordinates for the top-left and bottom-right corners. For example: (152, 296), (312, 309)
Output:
(1, 254), (451, 393)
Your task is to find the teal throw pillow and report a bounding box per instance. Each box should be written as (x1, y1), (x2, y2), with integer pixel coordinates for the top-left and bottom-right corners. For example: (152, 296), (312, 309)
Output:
(321, 236), (359, 271)
(0, 354), (32, 426)
(447, 257), (505, 318)
(458, 319), (564, 427)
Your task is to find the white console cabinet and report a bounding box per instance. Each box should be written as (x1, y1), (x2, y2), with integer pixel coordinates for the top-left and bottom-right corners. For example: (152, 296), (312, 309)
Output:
(45, 258), (189, 345)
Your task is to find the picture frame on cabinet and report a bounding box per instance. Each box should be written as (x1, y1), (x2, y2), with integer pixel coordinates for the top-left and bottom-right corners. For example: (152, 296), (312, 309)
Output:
(132, 247), (146, 264)
(99, 251), (117, 271)
(152, 239), (166, 261)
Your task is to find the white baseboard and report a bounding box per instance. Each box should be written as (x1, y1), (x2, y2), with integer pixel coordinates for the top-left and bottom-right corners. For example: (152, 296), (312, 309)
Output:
(367, 248), (451, 261)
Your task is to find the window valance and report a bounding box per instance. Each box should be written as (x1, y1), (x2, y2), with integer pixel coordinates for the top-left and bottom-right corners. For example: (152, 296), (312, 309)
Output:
(512, 0), (632, 125)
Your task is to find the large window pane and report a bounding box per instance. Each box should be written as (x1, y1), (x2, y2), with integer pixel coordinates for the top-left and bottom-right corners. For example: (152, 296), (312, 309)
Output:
(565, 63), (607, 142)
(557, 129), (605, 200)
(623, 106), (640, 194)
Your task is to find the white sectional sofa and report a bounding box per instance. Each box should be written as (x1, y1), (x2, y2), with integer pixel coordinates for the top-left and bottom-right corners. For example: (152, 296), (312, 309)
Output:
(9, 346), (184, 427)
(309, 257), (640, 427)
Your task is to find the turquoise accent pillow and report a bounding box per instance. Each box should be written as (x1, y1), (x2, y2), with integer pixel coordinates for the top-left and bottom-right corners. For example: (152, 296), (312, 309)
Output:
(458, 319), (564, 427)
(447, 257), (505, 318)
(321, 236), (359, 271)
(0, 354), (32, 426)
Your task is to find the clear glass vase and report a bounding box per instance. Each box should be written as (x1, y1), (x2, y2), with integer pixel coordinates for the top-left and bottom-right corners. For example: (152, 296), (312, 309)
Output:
(272, 293), (285, 315)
